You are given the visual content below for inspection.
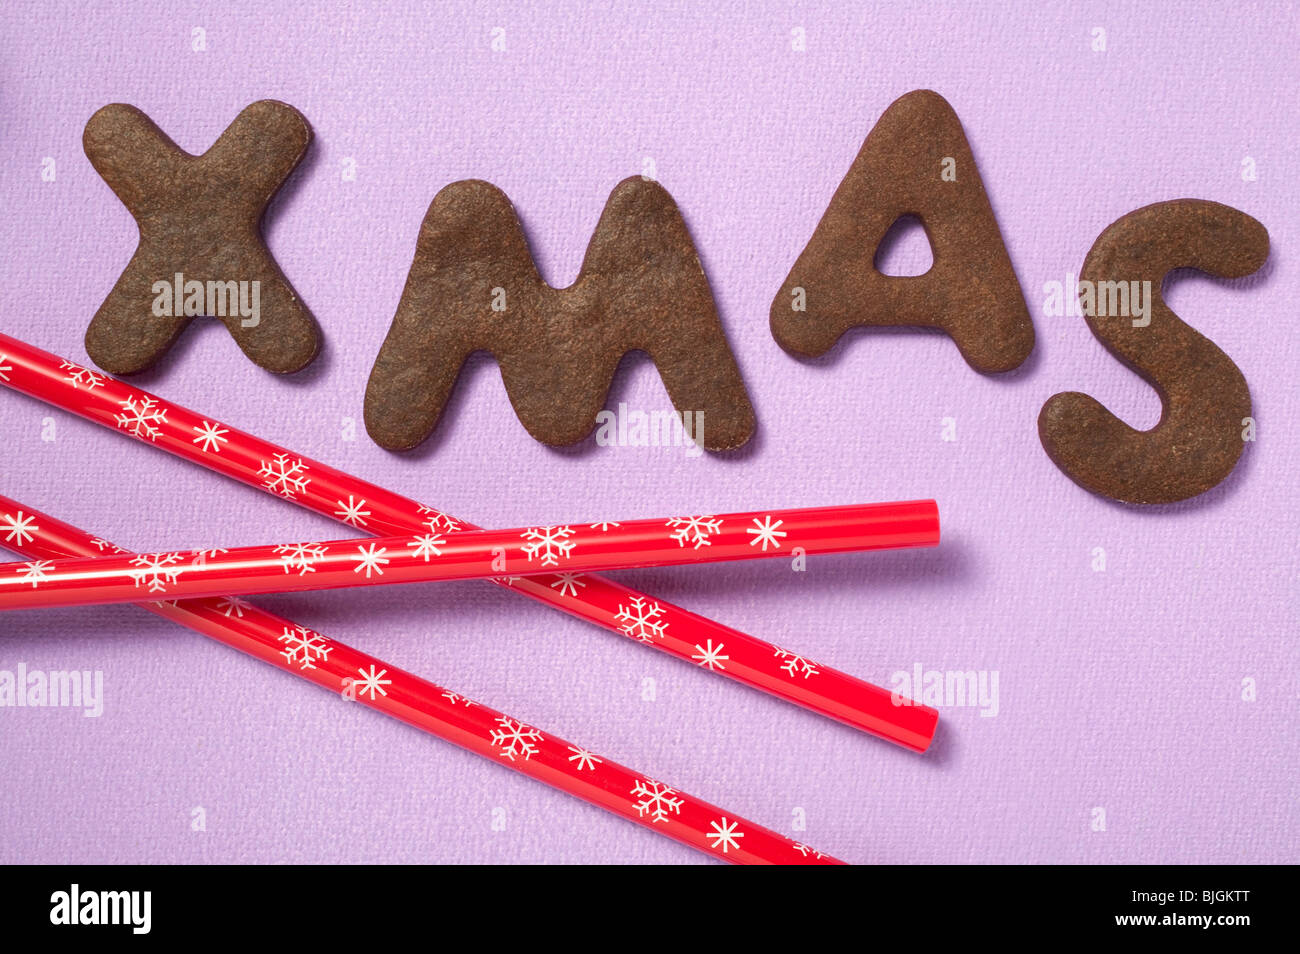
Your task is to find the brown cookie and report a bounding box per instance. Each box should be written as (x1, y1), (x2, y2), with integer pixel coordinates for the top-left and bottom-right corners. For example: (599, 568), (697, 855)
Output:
(364, 177), (755, 452)
(83, 100), (321, 375)
(1038, 200), (1269, 505)
(770, 89), (1034, 373)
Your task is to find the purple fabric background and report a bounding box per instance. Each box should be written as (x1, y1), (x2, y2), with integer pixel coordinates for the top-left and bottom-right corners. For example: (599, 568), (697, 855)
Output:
(1, 1), (1296, 864)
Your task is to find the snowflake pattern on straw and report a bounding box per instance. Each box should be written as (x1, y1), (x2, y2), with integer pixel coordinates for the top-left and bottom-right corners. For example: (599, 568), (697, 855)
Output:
(588, 521), (620, 531)
(489, 716), (543, 761)
(90, 537), (128, 554)
(257, 454), (311, 498)
(707, 817), (744, 854)
(519, 525), (575, 567)
(417, 505), (462, 534)
(128, 552), (185, 593)
(550, 572), (586, 597)
(745, 515), (787, 552)
(334, 496), (371, 528)
(793, 843), (826, 859)
(1, 510), (38, 546)
(216, 597), (249, 618)
(630, 779), (683, 824)
(691, 639), (729, 670)
(567, 746), (602, 771)
(114, 395), (168, 441)
(189, 548), (228, 567)
(409, 533), (445, 562)
(353, 543), (389, 578)
(615, 597), (668, 643)
(16, 560), (53, 588)
(665, 515), (723, 549)
(773, 646), (820, 679)
(441, 690), (475, 707)
(278, 626), (332, 670)
(59, 359), (105, 391)
(191, 420), (229, 453)
(273, 542), (328, 576)
(352, 665), (391, 700)
(0, 354), (11, 381)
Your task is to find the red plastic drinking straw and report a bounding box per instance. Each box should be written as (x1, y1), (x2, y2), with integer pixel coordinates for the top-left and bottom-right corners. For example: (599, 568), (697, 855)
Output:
(0, 494), (842, 864)
(0, 501), (938, 611)
(0, 332), (940, 751)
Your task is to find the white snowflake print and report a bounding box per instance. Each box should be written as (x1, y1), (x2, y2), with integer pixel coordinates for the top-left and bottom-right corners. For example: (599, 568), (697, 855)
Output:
(278, 625), (332, 670)
(114, 395), (168, 442)
(59, 359), (105, 391)
(550, 572), (586, 597)
(0, 354), (10, 381)
(1, 510), (38, 546)
(409, 533), (445, 562)
(353, 543), (390, 578)
(90, 537), (128, 554)
(334, 495), (371, 528)
(707, 817), (744, 854)
(189, 547), (229, 567)
(615, 597), (668, 643)
(352, 665), (391, 700)
(666, 515), (723, 549)
(16, 560), (53, 588)
(191, 420), (229, 453)
(257, 453), (311, 498)
(793, 843), (826, 859)
(630, 779), (683, 824)
(216, 597), (249, 618)
(520, 525), (575, 567)
(773, 646), (820, 679)
(273, 542), (328, 576)
(745, 515), (787, 552)
(418, 506), (462, 534)
(441, 690), (475, 707)
(567, 746), (603, 771)
(691, 639), (729, 671)
(128, 552), (185, 593)
(588, 521), (620, 531)
(489, 716), (543, 761)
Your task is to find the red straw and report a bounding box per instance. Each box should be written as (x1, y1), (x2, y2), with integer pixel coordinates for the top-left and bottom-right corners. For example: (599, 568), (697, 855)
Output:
(0, 493), (843, 865)
(0, 332), (940, 751)
(0, 501), (937, 611)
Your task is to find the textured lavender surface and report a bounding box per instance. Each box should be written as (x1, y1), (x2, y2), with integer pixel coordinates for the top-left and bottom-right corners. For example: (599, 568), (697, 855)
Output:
(0, 1), (1296, 864)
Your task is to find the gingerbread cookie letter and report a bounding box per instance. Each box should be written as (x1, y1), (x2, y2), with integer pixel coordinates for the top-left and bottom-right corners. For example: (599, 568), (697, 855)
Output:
(1038, 200), (1269, 505)
(771, 89), (1034, 373)
(83, 100), (321, 374)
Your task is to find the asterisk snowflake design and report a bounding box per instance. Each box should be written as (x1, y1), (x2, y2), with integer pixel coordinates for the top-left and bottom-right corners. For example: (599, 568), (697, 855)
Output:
(417, 506), (462, 534)
(520, 525), (576, 567)
(567, 746), (603, 772)
(630, 779), (683, 824)
(1, 510), (38, 546)
(16, 560), (53, 588)
(441, 690), (476, 707)
(409, 532), (445, 562)
(588, 521), (620, 531)
(114, 395), (168, 441)
(708, 817), (744, 854)
(59, 359), (105, 391)
(691, 639), (729, 670)
(90, 537), (128, 554)
(615, 597), (668, 643)
(745, 515), (787, 552)
(666, 515), (723, 549)
(189, 547), (229, 567)
(278, 625), (332, 670)
(216, 597), (249, 618)
(128, 552), (185, 593)
(0, 354), (11, 381)
(333, 495), (371, 528)
(489, 716), (543, 761)
(550, 573), (586, 597)
(793, 843), (826, 859)
(273, 541), (328, 576)
(353, 543), (390, 578)
(257, 453), (311, 498)
(191, 420), (229, 454)
(352, 665), (392, 700)
(773, 646), (820, 679)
